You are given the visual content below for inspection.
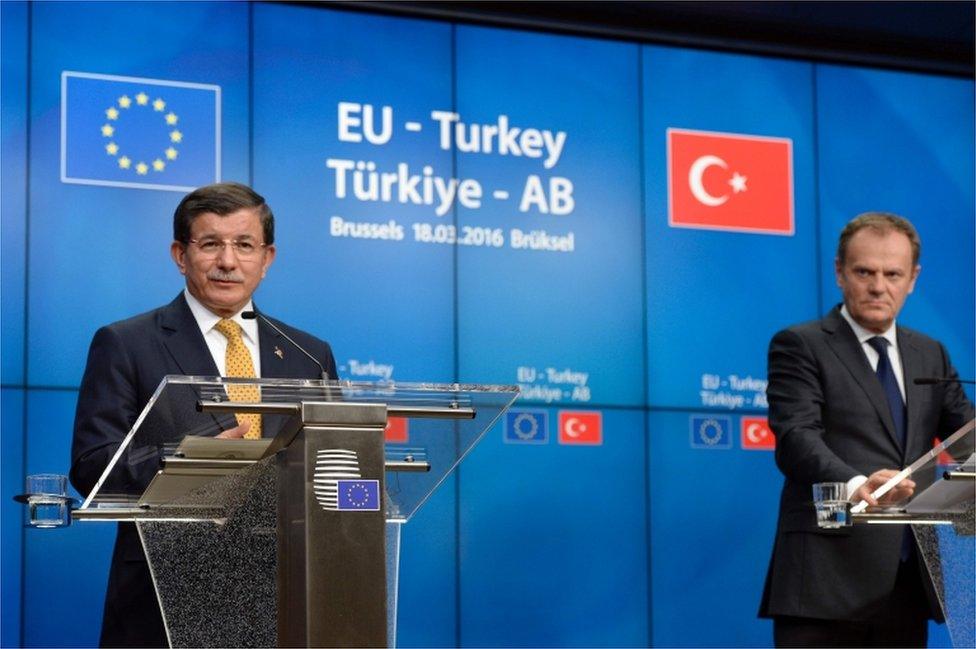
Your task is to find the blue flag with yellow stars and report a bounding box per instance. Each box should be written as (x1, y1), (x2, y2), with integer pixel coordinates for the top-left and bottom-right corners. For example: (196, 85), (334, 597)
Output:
(61, 71), (220, 191)
(336, 480), (381, 511)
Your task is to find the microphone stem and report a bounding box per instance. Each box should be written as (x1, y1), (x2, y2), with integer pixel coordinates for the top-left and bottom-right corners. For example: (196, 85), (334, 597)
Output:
(244, 311), (330, 380)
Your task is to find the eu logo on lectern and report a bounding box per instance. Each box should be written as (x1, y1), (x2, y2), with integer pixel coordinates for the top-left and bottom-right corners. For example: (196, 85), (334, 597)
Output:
(337, 480), (380, 511)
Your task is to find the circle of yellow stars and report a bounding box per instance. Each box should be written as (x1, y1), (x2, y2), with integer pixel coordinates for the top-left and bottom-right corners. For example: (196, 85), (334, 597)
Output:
(101, 91), (181, 176)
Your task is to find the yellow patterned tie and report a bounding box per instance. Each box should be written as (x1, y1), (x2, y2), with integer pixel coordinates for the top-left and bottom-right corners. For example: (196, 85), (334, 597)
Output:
(214, 318), (262, 439)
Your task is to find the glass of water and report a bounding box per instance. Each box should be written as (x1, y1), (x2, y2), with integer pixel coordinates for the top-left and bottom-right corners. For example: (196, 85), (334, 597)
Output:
(812, 482), (848, 529)
(26, 474), (70, 528)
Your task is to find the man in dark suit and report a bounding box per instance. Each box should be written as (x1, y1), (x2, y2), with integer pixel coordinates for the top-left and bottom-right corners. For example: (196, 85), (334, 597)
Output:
(70, 182), (337, 648)
(759, 212), (974, 647)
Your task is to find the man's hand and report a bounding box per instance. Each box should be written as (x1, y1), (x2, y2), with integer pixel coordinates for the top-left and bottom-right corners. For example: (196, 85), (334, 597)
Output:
(851, 468), (915, 506)
(215, 421), (251, 439)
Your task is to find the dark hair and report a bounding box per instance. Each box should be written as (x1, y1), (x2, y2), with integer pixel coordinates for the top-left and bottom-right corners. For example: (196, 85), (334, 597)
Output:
(836, 212), (920, 267)
(173, 182), (274, 244)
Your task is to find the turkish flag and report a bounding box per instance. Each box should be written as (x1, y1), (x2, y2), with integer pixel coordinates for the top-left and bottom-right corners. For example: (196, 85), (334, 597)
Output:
(668, 128), (793, 235)
(558, 411), (602, 445)
(933, 438), (955, 466)
(741, 417), (775, 450)
(385, 417), (409, 443)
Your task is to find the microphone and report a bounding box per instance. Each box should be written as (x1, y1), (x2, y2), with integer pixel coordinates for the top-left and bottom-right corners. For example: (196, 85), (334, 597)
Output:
(914, 377), (975, 385)
(242, 310), (330, 382)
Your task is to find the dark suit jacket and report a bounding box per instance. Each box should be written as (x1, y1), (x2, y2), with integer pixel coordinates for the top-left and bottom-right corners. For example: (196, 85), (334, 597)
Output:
(758, 305), (973, 622)
(70, 293), (337, 647)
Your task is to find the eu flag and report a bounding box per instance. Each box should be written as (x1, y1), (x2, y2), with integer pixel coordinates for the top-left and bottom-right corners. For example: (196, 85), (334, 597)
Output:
(61, 71), (220, 191)
(505, 409), (548, 444)
(336, 479), (381, 511)
(690, 415), (732, 449)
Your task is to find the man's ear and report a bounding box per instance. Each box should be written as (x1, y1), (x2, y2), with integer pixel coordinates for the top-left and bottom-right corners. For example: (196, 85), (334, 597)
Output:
(907, 264), (921, 294)
(260, 244), (276, 279)
(171, 241), (187, 275)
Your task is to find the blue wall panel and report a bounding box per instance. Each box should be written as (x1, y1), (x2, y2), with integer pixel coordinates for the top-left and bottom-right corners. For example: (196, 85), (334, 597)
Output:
(252, 4), (455, 384)
(1, 0), (28, 386)
(2, 4), (974, 648)
(27, 1), (250, 387)
(396, 477), (458, 647)
(456, 27), (644, 408)
(459, 408), (648, 647)
(643, 46), (820, 411)
(930, 620), (953, 648)
(816, 65), (976, 386)
(23, 389), (114, 648)
(1, 389), (25, 648)
(648, 409), (780, 647)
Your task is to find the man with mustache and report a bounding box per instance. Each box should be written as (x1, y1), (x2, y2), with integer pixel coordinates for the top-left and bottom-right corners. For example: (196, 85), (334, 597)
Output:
(759, 212), (974, 647)
(70, 182), (337, 647)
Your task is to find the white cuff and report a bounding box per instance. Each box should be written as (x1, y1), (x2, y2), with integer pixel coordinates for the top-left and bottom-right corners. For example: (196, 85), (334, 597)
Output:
(846, 475), (868, 501)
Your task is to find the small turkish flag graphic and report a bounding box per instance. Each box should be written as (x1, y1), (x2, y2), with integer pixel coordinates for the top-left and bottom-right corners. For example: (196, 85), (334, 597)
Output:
(741, 417), (775, 450)
(668, 128), (793, 235)
(558, 411), (602, 445)
(385, 417), (408, 443)
(934, 438), (955, 466)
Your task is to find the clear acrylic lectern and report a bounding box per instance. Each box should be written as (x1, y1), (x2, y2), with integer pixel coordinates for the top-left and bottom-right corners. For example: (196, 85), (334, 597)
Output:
(847, 418), (975, 648)
(72, 376), (519, 648)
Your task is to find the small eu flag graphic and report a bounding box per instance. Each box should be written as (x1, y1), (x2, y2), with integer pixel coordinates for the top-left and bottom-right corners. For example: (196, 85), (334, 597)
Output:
(61, 71), (221, 192)
(336, 479), (381, 511)
(505, 409), (548, 444)
(690, 415), (732, 449)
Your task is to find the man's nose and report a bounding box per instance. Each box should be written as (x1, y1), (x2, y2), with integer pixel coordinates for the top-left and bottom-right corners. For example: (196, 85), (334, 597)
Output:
(215, 243), (238, 268)
(867, 274), (884, 293)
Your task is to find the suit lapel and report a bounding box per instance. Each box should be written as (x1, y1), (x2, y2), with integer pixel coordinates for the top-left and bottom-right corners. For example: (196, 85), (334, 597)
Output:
(159, 293), (220, 377)
(898, 328), (926, 462)
(156, 293), (237, 434)
(823, 307), (902, 453)
(255, 312), (307, 438)
(258, 317), (289, 379)
(256, 311), (322, 379)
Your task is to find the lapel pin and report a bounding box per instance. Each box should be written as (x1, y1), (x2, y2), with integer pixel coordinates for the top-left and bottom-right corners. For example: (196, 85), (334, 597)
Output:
(275, 346), (284, 359)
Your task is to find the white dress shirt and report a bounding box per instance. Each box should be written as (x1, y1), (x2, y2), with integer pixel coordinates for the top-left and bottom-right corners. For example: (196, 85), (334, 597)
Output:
(183, 289), (261, 377)
(840, 305), (906, 401)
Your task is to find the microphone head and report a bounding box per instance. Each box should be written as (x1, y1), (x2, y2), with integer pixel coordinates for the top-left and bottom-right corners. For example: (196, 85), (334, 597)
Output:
(913, 377), (940, 385)
(241, 311), (257, 320)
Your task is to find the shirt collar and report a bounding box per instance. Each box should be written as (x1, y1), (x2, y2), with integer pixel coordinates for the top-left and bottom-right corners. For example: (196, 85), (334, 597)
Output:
(183, 289), (259, 345)
(840, 303), (898, 348)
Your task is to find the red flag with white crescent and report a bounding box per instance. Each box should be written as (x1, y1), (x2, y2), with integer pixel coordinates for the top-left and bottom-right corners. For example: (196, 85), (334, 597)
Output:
(741, 416), (775, 450)
(558, 411), (602, 445)
(668, 128), (794, 235)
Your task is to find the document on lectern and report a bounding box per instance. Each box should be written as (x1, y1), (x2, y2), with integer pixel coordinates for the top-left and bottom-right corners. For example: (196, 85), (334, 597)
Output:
(138, 436), (272, 506)
(175, 435), (272, 460)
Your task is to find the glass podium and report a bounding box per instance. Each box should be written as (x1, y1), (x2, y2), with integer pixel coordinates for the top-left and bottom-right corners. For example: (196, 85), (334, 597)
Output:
(846, 418), (975, 648)
(72, 375), (519, 648)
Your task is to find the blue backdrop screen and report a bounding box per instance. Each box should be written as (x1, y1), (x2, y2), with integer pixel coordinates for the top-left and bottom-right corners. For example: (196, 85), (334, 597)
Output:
(1, 2), (972, 648)
(455, 27), (644, 408)
(644, 46), (819, 412)
(252, 5), (456, 384)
